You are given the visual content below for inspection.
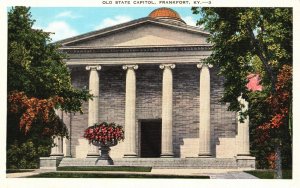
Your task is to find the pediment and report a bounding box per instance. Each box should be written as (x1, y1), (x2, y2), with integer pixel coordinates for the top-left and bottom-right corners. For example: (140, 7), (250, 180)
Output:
(115, 35), (183, 46)
(58, 18), (209, 48)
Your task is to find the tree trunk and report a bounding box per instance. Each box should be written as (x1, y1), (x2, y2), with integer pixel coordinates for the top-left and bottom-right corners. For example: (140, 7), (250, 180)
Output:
(275, 144), (282, 179)
(246, 23), (276, 92)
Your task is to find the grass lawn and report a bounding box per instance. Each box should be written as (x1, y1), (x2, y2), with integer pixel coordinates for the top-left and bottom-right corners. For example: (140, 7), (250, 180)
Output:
(245, 169), (292, 179)
(27, 172), (209, 179)
(6, 169), (35, 174)
(57, 166), (152, 172)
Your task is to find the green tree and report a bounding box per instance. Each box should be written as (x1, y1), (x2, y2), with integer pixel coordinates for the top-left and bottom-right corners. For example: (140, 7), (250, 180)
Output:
(192, 7), (292, 178)
(7, 6), (91, 168)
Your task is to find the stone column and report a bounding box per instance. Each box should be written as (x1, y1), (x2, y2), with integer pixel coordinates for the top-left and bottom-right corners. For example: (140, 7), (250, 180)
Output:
(236, 96), (250, 156)
(197, 63), (212, 157)
(65, 67), (72, 158)
(160, 64), (175, 157)
(50, 110), (64, 156)
(65, 113), (72, 158)
(86, 65), (101, 157)
(50, 136), (64, 156)
(123, 65), (138, 157)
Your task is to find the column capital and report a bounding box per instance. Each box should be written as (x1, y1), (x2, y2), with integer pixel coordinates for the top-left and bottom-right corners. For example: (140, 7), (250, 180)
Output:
(86, 65), (102, 71)
(159, 64), (176, 70)
(197, 63), (213, 69)
(122, 65), (138, 70)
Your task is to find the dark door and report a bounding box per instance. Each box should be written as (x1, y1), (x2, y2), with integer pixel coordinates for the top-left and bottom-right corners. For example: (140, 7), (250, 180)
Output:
(140, 120), (162, 158)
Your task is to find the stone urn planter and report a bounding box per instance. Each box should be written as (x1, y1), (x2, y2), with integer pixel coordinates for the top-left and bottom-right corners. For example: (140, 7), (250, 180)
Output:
(91, 139), (118, 160)
(83, 122), (124, 163)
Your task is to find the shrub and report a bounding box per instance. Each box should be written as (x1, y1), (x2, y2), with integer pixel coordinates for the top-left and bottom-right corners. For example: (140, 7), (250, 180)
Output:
(7, 140), (51, 169)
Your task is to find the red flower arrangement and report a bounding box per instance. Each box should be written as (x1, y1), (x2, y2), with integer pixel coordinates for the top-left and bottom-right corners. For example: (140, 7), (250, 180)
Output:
(83, 122), (124, 145)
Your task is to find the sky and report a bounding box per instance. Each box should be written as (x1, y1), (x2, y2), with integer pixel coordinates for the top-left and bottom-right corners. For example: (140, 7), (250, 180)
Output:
(29, 7), (200, 42)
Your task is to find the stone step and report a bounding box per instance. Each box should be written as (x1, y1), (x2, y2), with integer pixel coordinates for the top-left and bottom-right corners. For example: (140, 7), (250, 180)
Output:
(58, 158), (239, 169)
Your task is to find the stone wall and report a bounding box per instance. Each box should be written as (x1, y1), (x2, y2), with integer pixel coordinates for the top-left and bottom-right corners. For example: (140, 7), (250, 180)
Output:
(67, 64), (237, 158)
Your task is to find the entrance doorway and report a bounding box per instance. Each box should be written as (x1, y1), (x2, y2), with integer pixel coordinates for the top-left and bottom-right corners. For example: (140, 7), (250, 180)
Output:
(140, 120), (162, 158)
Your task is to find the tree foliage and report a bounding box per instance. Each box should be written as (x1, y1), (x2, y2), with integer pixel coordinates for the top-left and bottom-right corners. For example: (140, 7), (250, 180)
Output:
(7, 7), (91, 168)
(192, 8), (292, 172)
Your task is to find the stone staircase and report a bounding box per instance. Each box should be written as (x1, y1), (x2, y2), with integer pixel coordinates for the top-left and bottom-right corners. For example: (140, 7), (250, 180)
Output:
(59, 158), (241, 169)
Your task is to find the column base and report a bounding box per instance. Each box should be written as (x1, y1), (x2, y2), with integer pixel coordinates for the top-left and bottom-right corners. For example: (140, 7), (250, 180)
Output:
(50, 153), (64, 157)
(198, 154), (212, 158)
(160, 154), (174, 158)
(123, 154), (138, 158)
(87, 144), (99, 158)
(86, 154), (99, 158)
(236, 155), (256, 169)
(237, 154), (251, 156)
(40, 156), (63, 169)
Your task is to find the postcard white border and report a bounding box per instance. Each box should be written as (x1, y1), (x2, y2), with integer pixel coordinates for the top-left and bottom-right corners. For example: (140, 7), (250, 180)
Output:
(1, 1), (299, 188)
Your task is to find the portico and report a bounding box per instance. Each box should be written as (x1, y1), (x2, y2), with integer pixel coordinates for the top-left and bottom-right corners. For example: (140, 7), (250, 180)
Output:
(75, 62), (215, 158)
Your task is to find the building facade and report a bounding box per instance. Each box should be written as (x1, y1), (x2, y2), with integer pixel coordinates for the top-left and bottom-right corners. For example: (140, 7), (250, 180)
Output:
(41, 8), (255, 169)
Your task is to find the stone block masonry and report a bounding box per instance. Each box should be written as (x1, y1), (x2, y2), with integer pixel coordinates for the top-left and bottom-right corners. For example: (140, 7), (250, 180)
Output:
(58, 157), (256, 170)
(67, 64), (237, 158)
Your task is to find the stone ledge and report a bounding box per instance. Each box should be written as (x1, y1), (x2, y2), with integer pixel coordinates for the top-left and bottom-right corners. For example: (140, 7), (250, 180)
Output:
(40, 156), (64, 169)
(236, 156), (256, 170)
(236, 155), (256, 160)
(57, 157), (256, 169)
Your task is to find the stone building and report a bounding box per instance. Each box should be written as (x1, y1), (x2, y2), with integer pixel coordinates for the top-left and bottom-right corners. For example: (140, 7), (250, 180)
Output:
(41, 8), (255, 169)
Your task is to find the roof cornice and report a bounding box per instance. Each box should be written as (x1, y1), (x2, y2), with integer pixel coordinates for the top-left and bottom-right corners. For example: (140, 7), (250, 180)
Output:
(60, 44), (212, 54)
